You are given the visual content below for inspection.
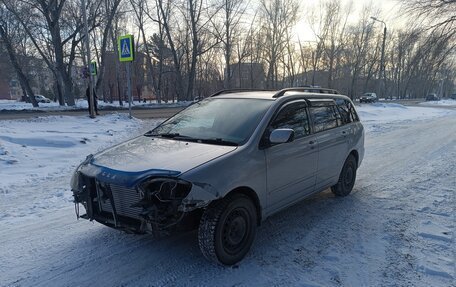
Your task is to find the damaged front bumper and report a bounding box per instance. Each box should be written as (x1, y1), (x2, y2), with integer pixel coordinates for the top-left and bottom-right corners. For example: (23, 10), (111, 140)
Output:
(71, 160), (217, 235)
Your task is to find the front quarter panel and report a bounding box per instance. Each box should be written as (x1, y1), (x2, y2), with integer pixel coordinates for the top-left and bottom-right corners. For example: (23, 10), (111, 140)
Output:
(179, 145), (267, 216)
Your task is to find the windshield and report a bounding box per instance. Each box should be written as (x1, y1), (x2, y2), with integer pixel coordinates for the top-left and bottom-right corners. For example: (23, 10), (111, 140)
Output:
(147, 98), (273, 145)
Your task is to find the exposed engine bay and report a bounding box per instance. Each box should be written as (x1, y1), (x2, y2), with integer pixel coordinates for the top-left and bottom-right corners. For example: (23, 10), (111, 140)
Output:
(72, 173), (201, 235)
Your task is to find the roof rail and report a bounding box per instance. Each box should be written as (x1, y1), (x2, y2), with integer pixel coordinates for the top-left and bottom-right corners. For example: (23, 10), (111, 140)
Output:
(210, 88), (274, 97)
(273, 87), (340, 98)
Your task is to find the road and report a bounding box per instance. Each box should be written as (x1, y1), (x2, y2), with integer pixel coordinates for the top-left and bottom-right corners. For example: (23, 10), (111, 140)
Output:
(0, 107), (184, 120)
(1, 99), (454, 121)
(0, 111), (454, 286)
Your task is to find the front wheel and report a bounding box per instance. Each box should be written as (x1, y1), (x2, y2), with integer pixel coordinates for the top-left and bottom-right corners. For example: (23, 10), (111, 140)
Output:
(331, 154), (357, 196)
(198, 194), (257, 265)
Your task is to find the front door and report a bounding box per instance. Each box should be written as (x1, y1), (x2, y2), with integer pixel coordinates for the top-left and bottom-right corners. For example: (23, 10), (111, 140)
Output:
(265, 101), (318, 212)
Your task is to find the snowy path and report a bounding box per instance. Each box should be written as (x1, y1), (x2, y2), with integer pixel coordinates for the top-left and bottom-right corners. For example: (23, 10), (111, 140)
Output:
(0, 110), (455, 286)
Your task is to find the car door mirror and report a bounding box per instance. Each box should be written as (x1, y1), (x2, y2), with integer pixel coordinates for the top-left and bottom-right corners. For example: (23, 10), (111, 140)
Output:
(269, 128), (295, 144)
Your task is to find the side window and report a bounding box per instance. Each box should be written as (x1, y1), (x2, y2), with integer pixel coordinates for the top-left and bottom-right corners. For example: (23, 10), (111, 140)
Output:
(310, 106), (338, 133)
(270, 102), (310, 139)
(348, 102), (359, 122)
(333, 105), (342, 126)
(336, 99), (352, 125)
(336, 99), (359, 123)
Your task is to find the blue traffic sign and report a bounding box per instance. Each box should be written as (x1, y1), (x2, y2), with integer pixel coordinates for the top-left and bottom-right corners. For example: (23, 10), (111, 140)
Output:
(118, 35), (134, 62)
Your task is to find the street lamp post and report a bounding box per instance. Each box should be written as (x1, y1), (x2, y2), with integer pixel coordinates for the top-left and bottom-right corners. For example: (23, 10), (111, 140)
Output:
(371, 17), (387, 99)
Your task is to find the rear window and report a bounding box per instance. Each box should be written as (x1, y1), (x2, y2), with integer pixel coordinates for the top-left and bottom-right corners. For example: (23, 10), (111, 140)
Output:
(336, 99), (359, 123)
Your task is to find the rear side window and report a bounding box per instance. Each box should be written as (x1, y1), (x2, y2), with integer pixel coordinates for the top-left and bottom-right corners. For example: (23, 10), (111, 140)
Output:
(270, 102), (310, 139)
(336, 99), (359, 123)
(310, 106), (339, 133)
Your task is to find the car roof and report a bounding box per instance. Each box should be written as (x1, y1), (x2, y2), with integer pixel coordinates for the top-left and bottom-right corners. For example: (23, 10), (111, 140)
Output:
(214, 91), (276, 100)
(211, 88), (352, 102)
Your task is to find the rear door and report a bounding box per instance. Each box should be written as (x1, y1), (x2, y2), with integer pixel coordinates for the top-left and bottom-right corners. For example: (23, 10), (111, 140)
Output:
(309, 104), (349, 190)
(265, 101), (318, 211)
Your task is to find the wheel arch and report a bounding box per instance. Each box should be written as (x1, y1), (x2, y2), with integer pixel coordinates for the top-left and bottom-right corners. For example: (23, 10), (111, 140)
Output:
(349, 149), (359, 167)
(226, 186), (262, 225)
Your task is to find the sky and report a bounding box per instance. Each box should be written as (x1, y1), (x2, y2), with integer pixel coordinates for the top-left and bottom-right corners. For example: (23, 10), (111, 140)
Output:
(293, 0), (404, 42)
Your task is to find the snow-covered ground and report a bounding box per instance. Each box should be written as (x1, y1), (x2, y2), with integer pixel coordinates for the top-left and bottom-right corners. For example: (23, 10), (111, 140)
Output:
(0, 99), (190, 111)
(0, 104), (455, 286)
(357, 102), (454, 133)
(0, 114), (160, 221)
(419, 99), (456, 107)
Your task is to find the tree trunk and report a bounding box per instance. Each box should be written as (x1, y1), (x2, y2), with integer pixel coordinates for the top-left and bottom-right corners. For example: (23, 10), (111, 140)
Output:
(0, 26), (38, 107)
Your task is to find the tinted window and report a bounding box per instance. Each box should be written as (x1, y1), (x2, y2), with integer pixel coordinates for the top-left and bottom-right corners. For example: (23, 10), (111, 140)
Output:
(310, 106), (339, 132)
(270, 102), (310, 139)
(335, 99), (359, 123)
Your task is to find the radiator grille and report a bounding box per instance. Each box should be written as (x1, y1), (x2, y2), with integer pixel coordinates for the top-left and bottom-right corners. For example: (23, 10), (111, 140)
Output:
(99, 184), (143, 220)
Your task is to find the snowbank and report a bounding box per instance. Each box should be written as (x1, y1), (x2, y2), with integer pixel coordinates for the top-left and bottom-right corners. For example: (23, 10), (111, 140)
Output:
(0, 99), (191, 111)
(419, 99), (456, 106)
(0, 114), (161, 220)
(356, 103), (453, 133)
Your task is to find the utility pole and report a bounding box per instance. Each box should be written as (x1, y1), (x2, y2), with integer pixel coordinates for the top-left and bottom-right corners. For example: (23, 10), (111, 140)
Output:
(371, 17), (387, 100)
(82, 0), (95, 118)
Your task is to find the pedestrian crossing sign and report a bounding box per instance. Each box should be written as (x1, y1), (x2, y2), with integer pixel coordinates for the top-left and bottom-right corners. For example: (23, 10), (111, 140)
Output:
(118, 35), (134, 62)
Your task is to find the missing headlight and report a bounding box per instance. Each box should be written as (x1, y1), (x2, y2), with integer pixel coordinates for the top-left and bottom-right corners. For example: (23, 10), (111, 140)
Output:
(135, 178), (193, 234)
(140, 178), (192, 201)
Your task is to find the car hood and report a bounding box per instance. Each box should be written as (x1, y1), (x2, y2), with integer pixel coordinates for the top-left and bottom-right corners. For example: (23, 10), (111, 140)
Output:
(91, 136), (237, 174)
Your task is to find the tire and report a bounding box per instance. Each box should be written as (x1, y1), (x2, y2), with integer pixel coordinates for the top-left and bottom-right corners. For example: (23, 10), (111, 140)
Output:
(331, 154), (357, 196)
(198, 194), (257, 265)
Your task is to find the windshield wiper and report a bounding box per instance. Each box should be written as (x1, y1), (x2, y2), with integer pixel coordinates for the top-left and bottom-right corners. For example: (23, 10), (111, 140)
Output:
(144, 133), (238, 146)
(144, 132), (196, 141)
(144, 132), (179, 138)
(197, 138), (239, 146)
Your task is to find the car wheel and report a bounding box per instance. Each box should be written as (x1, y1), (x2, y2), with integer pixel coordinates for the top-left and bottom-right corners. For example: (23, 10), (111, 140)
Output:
(198, 193), (257, 265)
(331, 154), (357, 196)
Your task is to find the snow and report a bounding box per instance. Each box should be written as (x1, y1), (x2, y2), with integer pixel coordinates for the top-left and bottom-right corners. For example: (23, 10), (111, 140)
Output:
(0, 114), (160, 221)
(357, 102), (454, 133)
(0, 99), (191, 111)
(0, 103), (455, 286)
(419, 99), (456, 106)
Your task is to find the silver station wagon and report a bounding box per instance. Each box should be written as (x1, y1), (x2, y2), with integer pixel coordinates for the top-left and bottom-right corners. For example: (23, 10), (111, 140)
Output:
(71, 87), (364, 265)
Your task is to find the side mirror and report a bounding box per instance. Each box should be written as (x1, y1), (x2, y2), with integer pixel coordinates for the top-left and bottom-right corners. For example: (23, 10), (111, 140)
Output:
(269, 128), (295, 144)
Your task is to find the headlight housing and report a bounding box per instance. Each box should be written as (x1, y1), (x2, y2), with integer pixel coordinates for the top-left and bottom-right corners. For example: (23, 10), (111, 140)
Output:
(139, 178), (192, 201)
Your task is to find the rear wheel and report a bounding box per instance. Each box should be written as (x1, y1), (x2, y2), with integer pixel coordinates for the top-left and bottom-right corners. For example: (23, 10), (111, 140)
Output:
(198, 194), (257, 265)
(331, 154), (357, 196)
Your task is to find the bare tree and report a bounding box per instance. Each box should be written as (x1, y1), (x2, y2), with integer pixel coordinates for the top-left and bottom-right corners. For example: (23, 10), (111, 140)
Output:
(401, 0), (455, 32)
(343, 5), (375, 99)
(259, 0), (299, 88)
(94, 0), (122, 97)
(2, 0), (100, 106)
(211, 0), (246, 89)
(0, 3), (38, 106)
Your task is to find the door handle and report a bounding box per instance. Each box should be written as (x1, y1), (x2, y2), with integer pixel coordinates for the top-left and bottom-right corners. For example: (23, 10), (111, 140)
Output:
(309, 140), (316, 149)
(342, 130), (348, 137)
